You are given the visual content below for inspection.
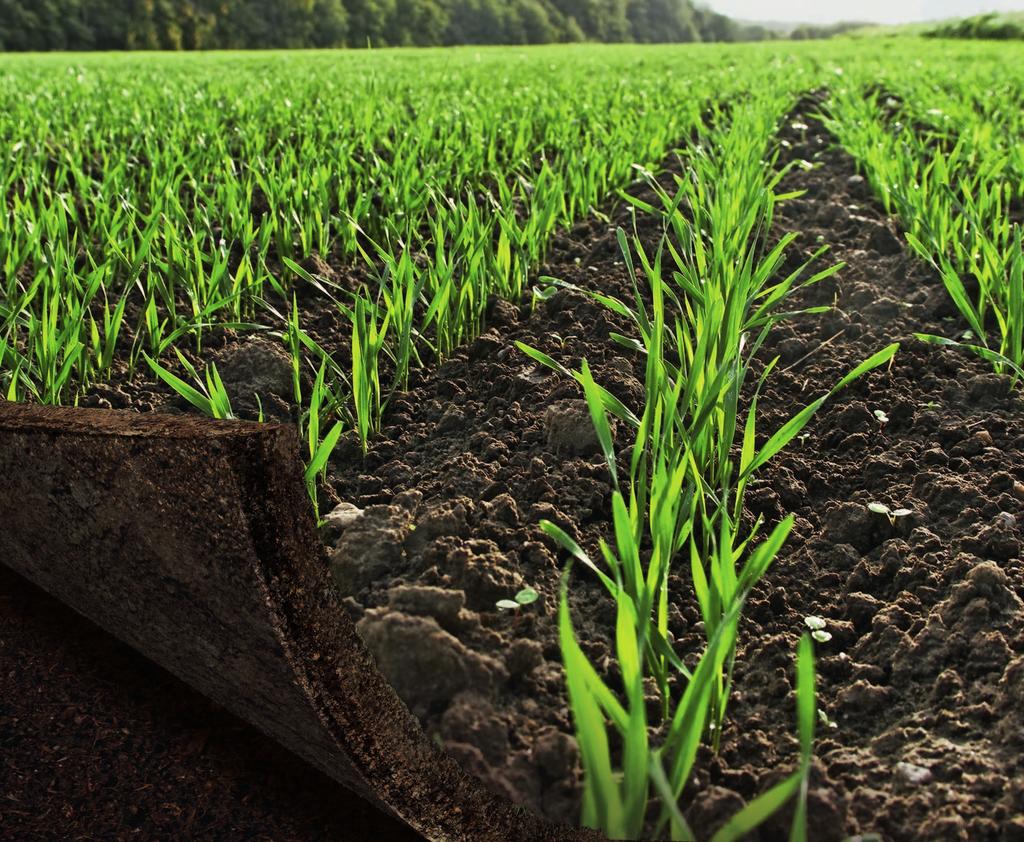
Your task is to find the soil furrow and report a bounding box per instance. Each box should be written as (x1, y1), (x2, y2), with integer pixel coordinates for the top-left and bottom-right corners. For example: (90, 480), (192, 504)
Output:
(320, 179), (673, 825)
(684, 103), (1024, 841)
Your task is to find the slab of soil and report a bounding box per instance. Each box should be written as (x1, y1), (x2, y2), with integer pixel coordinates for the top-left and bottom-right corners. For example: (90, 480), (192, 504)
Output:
(38, 94), (1024, 840)
(0, 563), (421, 841)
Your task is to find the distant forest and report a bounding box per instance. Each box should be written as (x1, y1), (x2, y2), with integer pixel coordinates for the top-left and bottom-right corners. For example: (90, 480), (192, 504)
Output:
(0, 0), (778, 51)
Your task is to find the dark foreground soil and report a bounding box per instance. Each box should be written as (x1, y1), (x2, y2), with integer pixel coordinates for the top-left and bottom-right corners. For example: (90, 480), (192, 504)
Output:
(313, 101), (1024, 840)
(698, 105), (1024, 840)
(0, 564), (421, 841)
(18, 96), (1023, 841)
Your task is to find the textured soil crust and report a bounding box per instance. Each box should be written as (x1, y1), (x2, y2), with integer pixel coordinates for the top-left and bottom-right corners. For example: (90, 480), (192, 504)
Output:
(314, 104), (1024, 839)
(0, 564), (419, 841)
(702, 104), (1024, 840)
(16, 99), (1022, 840)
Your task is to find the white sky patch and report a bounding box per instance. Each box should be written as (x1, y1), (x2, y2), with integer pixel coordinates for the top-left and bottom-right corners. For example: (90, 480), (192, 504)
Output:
(704, 0), (1024, 25)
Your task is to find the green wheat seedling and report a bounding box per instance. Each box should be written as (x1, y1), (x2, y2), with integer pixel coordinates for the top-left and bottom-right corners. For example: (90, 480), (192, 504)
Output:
(144, 349), (234, 420)
(825, 82), (1024, 386)
(303, 361), (345, 522)
(523, 89), (897, 838)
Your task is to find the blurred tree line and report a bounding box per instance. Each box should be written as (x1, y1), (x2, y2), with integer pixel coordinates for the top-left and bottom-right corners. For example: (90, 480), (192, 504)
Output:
(0, 0), (775, 50)
(787, 21), (869, 40)
(924, 13), (1024, 40)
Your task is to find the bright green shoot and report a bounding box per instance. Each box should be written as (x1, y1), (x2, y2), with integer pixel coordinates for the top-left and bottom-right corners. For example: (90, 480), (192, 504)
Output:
(144, 350), (234, 420)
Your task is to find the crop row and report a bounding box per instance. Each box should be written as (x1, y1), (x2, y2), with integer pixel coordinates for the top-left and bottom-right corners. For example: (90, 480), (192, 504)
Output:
(522, 84), (901, 839)
(0, 48), (804, 437)
(825, 58), (1024, 384)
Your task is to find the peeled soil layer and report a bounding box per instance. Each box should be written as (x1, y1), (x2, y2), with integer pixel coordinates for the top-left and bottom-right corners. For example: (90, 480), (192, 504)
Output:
(3, 101), (1022, 841)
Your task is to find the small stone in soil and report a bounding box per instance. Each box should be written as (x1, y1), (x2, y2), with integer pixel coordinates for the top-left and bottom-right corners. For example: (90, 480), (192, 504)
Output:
(544, 399), (610, 457)
(846, 173), (867, 195)
(320, 501), (364, 546)
(895, 761), (933, 786)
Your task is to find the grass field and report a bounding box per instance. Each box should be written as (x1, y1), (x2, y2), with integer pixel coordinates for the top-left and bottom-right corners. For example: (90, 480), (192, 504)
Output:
(2, 38), (1023, 840)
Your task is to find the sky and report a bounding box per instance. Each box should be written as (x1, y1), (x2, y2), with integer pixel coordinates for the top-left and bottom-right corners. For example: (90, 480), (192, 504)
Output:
(704, 0), (1024, 24)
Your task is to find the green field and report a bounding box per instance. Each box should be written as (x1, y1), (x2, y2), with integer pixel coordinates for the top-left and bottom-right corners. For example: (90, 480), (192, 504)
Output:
(2, 38), (1023, 840)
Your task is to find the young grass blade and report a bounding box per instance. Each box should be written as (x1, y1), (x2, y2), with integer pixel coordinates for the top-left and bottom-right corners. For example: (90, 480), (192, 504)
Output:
(540, 519), (617, 596)
(647, 754), (696, 842)
(144, 353), (213, 417)
(558, 572), (624, 833)
(579, 359), (619, 487)
(708, 771), (803, 842)
(915, 334), (1024, 382)
(791, 633), (817, 842)
(515, 340), (571, 377)
(827, 342), (900, 395)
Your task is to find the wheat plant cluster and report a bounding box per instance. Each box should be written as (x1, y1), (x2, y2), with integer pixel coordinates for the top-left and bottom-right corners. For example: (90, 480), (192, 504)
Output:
(1, 39), (1021, 840)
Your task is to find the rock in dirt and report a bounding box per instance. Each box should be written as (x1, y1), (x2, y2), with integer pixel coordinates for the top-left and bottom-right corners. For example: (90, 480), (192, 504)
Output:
(387, 584), (465, 628)
(846, 173), (868, 197)
(356, 610), (506, 716)
(329, 505), (411, 595)
(895, 761), (933, 786)
(544, 399), (609, 457)
(212, 336), (294, 421)
(320, 501), (364, 546)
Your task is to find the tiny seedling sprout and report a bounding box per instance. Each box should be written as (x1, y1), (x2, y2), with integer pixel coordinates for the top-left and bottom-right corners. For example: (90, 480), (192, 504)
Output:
(496, 586), (539, 612)
(867, 502), (913, 526)
(804, 615), (832, 643)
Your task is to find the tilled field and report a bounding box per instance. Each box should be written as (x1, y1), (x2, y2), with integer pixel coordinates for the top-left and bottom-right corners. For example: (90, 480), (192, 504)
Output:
(2, 41), (1023, 842)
